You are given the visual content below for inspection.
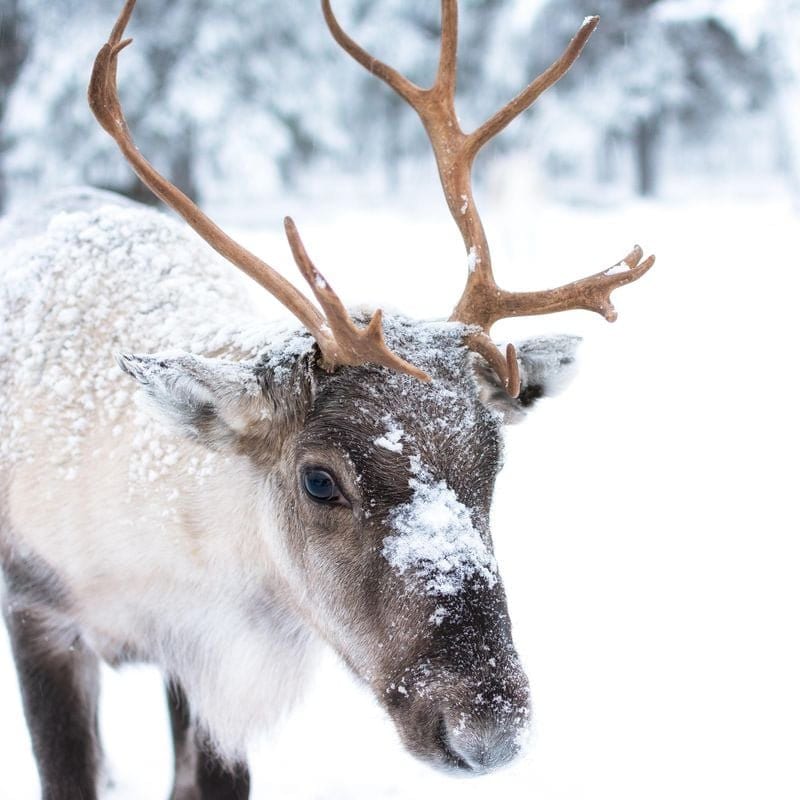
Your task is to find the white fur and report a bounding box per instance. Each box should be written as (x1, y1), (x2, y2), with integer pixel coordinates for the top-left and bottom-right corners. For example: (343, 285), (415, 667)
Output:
(516, 335), (581, 398)
(0, 189), (320, 758)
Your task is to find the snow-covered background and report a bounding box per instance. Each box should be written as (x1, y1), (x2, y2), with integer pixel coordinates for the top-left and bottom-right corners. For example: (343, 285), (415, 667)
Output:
(1, 0), (799, 798)
(1, 0), (798, 210)
(2, 188), (798, 799)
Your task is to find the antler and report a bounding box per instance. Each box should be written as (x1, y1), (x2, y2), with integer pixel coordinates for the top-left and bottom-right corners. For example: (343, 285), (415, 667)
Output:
(89, 0), (428, 382)
(323, 1), (655, 396)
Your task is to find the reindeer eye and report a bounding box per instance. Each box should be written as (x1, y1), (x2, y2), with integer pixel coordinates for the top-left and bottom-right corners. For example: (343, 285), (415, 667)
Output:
(302, 468), (345, 505)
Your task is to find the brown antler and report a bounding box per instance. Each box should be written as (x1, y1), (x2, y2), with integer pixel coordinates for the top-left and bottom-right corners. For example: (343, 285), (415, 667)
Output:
(89, 0), (428, 382)
(323, 1), (655, 396)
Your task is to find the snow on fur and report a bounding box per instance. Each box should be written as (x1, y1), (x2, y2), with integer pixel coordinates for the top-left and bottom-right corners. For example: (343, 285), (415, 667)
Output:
(374, 416), (404, 453)
(383, 469), (498, 596)
(0, 189), (324, 758)
(0, 188), (314, 486)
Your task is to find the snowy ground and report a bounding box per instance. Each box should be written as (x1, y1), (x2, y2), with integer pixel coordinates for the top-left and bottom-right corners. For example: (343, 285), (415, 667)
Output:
(1, 182), (798, 799)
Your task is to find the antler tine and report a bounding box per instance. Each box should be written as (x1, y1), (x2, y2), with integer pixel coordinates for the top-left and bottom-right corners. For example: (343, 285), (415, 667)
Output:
(467, 334), (521, 398)
(451, 245), (656, 397)
(489, 247), (657, 325)
(284, 218), (430, 381)
(90, 0), (428, 381)
(321, 0), (422, 104)
(467, 16), (599, 157)
(435, 0), (459, 94)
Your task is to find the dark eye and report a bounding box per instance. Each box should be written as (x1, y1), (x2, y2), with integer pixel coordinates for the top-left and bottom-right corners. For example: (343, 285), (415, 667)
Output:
(302, 468), (346, 505)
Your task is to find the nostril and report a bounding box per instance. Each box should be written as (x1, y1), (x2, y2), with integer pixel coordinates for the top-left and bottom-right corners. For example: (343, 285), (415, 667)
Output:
(435, 714), (473, 772)
(441, 712), (524, 773)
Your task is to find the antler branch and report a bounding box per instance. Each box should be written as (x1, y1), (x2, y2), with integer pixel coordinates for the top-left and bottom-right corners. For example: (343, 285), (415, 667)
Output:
(90, 0), (427, 381)
(321, 0), (422, 104)
(284, 219), (429, 380)
(93, 0), (654, 397)
(323, 1), (655, 397)
(489, 247), (656, 326)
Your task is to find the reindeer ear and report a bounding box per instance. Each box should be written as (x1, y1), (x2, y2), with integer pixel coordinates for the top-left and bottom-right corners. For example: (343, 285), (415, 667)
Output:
(117, 351), (274, 450)
(475, 335), (580, 424)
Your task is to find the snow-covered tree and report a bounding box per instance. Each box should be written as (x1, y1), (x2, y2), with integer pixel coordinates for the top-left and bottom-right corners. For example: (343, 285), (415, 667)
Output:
(765, 0), (800, 201)
(0, 0), (30, 210)
(3, 0), (518, 206)
(528, 0), (771, 196)
(0, 0), (785, 207)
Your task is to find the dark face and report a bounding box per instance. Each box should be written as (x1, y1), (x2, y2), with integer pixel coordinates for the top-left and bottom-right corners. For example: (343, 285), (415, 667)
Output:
(270, 322), (530, 773)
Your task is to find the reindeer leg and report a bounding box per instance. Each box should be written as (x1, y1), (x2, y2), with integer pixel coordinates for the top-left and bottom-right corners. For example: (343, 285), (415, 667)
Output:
(3, 604), (102, 800)
(166, 679), (250, 800)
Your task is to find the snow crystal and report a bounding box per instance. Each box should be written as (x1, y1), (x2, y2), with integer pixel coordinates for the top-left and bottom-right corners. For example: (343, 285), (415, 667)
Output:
(604, 259), (632, 276)
(374, 416), (404, 453)
(467, 246), (479, 273)
(57, 307), (80, 325)
(429, 607), (449, 626)
(382, 473), (497, 596)
(460, 195), (469, 215)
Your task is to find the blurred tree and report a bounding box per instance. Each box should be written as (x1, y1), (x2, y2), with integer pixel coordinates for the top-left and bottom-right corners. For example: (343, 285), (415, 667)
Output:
(0, 0), (30, 211)
(529, 0), (771, 196)
(0, 0), (781, 208)
(9, 0), (211, 203)
(2, 0), (519, 206)
(766, 0), (800, 200)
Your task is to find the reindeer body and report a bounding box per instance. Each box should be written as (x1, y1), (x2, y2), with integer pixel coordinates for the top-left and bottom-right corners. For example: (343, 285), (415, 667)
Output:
(0, 187), (322, 751)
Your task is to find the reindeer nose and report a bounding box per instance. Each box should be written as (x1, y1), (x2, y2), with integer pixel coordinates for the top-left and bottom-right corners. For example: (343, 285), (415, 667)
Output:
(440, 708), (528, 773)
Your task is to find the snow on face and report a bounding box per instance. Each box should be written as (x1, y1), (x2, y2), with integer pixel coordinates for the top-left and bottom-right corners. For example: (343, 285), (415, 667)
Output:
(374, 415), (404, 453)
(305, 319), (504, 598)
(382, 465), (497, 596)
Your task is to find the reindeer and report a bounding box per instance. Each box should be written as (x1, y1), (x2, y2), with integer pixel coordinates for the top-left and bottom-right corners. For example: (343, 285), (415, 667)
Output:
(0, 1), (654, 798)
